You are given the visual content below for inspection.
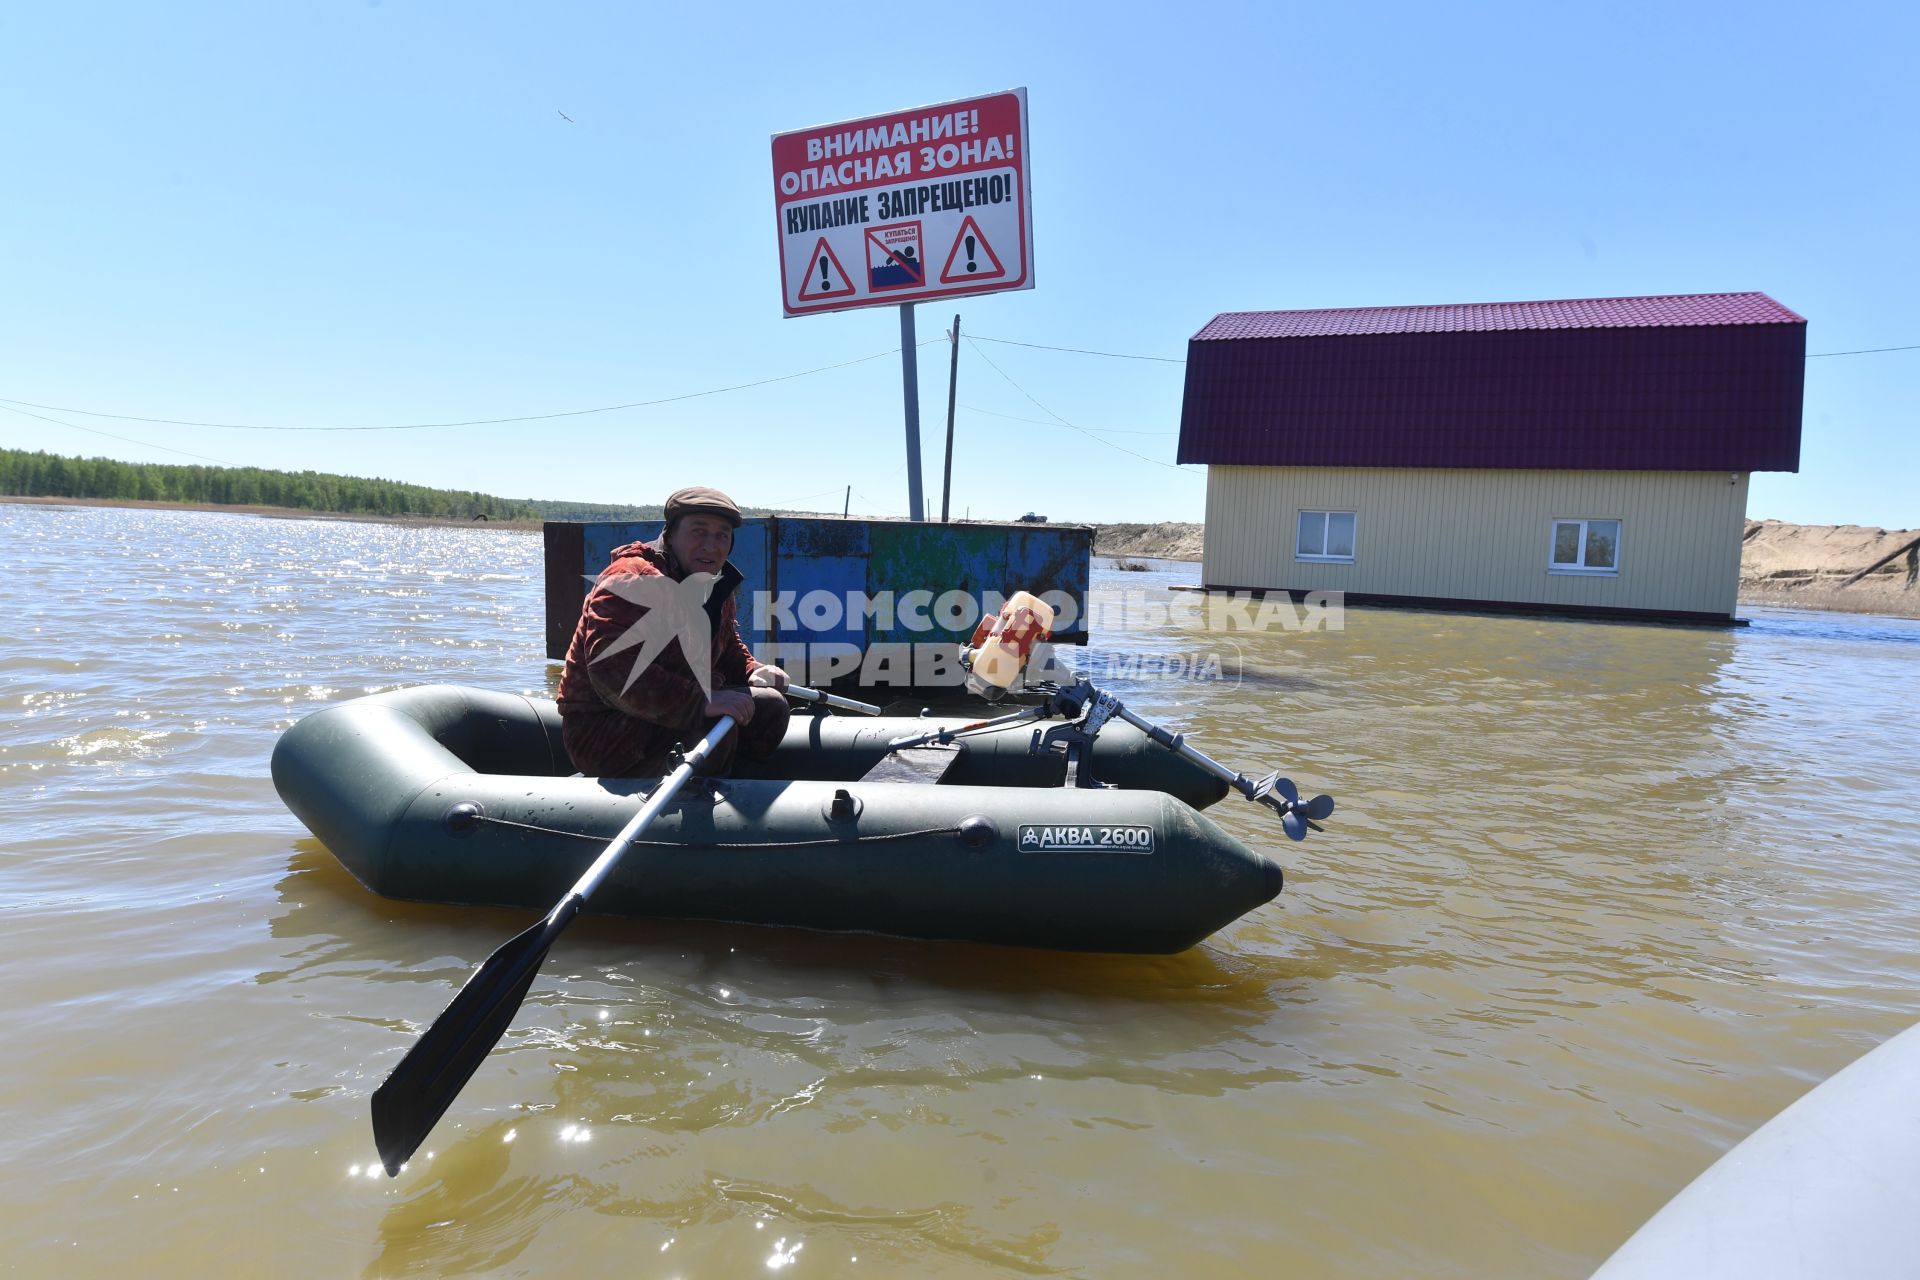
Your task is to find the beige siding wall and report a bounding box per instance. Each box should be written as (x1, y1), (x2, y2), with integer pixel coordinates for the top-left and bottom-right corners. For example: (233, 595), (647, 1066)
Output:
(1202, 466), (1749, 617)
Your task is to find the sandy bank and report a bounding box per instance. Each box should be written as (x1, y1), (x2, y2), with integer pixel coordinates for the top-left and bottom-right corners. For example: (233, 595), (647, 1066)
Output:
(1738, 520), (1919, 616)
(1090, 522), (1206, 561)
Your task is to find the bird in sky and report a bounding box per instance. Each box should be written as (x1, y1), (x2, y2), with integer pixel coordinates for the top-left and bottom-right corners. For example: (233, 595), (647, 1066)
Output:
(557, 110), (574, 123)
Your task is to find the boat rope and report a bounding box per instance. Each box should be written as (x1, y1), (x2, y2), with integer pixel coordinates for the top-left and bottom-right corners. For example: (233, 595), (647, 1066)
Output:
(465, 812), (963, 849)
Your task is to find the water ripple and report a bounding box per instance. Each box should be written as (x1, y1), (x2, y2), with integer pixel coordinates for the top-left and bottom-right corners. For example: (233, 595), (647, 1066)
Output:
(3, 510), (1918, 1279)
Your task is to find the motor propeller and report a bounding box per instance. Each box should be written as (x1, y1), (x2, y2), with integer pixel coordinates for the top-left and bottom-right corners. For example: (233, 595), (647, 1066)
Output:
(1249, 773), (1336, 841)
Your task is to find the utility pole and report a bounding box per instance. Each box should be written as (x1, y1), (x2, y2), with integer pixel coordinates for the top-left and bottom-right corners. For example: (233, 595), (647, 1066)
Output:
(843, 485), (850, 518)
(899, 304), (925, 521)
(941, 314), (960, 523)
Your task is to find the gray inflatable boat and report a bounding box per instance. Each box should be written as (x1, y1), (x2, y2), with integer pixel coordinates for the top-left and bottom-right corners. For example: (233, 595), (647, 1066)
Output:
(272, 684), (1283, 953)
(1591, 1018), (1920, 1280)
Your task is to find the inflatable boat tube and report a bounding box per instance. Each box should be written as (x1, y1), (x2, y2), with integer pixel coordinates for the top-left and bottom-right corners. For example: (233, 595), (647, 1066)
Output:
(271, 685), (1280, 953)
(1591, 1019), (1920, 1279)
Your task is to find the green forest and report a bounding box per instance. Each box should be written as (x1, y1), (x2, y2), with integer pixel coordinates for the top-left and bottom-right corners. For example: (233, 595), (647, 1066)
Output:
(526, 499), (665, 521)
(0, 448), (818, 524)
(0, 448), (540, 521)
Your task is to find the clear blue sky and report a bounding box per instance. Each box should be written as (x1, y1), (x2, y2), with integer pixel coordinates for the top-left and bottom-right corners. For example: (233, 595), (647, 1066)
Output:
(2, 1), (1914, 526)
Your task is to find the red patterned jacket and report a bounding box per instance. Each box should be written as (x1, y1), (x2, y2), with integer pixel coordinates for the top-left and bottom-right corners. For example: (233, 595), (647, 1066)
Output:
(555, 536), (758, 775)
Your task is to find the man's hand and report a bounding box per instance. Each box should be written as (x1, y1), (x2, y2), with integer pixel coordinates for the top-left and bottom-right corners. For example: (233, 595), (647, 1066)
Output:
(748, 664), (791, 694)
(703, 688), (755, 724)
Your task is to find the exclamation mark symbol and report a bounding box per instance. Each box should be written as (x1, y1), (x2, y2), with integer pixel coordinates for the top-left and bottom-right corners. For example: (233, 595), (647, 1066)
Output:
(965, 235), (977, 273)
(820, 256), (833, 291)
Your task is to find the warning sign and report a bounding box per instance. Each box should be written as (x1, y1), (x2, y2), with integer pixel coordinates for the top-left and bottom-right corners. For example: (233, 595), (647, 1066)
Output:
(866, 222), (924, 292)
(939, 215), (1005, 284)
(797, 237), (855, 301)
(771, 88), (1034, 317)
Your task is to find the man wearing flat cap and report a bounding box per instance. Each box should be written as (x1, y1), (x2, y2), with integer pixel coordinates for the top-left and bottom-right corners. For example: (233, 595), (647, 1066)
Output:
(556, 485), (791, 776)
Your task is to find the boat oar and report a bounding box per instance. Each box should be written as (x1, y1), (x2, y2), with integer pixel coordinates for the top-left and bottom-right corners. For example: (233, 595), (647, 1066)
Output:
(369, 714), (737, 1177)
(784, 683), (882, 715)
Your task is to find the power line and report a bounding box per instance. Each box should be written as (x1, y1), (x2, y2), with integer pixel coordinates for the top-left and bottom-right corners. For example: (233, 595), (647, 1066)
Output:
(962, 338), (1198, 476)
(7, 330), (1904, 448)
(1807, 344), (1920, 357)
(0, 340), (941, 434)
(968, 334), (1186, 364)
(772, 486), (847, 509)
(0, 402), (234, 465)
(960, 403), (1175, 435)
(848, 487), (898, 515)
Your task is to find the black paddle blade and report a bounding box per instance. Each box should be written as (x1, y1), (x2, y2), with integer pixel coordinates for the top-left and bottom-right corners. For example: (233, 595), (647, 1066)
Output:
(371, 904), (577, 1176)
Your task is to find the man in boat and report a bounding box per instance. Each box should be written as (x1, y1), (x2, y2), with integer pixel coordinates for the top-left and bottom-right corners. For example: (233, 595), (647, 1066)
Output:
(556, 485), (791, 777)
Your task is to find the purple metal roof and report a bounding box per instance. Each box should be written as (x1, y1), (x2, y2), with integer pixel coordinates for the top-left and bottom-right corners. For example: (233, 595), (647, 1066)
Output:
(1193, 292), (1806, 341)
(1179, 292), (1805, 472)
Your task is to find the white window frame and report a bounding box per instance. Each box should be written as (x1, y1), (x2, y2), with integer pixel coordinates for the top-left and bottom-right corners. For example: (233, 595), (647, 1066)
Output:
(1548, 517), (1623, 576)
(1296, 509), (1357, 563)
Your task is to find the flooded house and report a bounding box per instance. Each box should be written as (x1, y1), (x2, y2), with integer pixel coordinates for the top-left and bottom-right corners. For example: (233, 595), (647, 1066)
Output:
(1178, 292), (1806, 622)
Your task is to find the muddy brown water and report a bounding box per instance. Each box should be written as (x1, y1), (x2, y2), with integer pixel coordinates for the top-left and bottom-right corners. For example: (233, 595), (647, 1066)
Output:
(4, 503), (1918, 1278)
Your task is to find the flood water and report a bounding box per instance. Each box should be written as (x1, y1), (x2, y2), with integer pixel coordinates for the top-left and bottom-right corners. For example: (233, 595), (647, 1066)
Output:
(4, 502), (1918, 1278)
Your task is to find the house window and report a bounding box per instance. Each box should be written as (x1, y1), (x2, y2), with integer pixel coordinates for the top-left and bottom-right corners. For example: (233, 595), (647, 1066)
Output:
(1297, 510), (1356, 562)
(1549, 518), (1621, 574)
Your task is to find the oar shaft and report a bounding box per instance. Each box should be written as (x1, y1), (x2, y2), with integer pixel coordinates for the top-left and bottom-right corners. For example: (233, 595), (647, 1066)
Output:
(886, 703), (1049, 751)
(567, 715), (734, 907)
(370, 714), (739, 1176)
(785, 684), (882, 716)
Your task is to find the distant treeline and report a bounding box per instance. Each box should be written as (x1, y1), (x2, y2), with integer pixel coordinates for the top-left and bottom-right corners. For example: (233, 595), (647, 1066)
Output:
(0, 447), (826, 525)
(1, 448), (540, 522)
(525, 501), (799, 522)
(527, 500), (666, 522)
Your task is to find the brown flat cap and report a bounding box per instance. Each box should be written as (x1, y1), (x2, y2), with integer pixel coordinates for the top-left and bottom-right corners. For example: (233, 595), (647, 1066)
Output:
(664, 485), (742, 527)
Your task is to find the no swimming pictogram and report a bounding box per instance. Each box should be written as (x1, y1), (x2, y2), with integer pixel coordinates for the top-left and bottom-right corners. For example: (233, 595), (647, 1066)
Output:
(798, 237), (856, 300)
(939, 216), (1006, 284)
(866, 221), (924, 292)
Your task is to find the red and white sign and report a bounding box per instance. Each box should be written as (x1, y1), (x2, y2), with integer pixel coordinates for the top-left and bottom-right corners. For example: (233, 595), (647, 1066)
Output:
(772, 88), (1033, 317)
